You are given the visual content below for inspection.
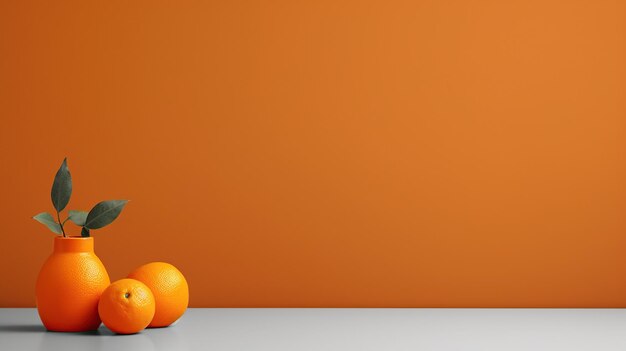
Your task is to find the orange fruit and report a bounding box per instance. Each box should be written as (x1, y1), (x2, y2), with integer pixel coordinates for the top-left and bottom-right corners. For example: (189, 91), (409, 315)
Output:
(98, 278), (155, 334)
(127, 262), (189, 327)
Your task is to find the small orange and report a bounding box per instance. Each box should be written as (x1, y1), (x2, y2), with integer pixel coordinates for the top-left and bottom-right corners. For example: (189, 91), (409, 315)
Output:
(128, 262), (189, 327)
(98, 278), (155, 334)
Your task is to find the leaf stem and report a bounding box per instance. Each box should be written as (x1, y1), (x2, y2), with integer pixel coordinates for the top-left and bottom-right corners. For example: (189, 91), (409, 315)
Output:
(56, 211), (67, 237)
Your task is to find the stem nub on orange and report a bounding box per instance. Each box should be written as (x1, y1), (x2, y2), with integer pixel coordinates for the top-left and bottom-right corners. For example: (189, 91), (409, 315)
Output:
(98, 278), (155, 334)
(128, 262), (189, 327)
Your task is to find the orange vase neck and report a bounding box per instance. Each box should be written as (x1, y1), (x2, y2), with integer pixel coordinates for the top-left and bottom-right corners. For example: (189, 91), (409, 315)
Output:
(53, 237), (94, 253)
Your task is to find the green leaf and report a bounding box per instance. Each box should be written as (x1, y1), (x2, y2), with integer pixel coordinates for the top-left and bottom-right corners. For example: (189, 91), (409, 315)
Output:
(81, 227), (90, 237)
(84, 200), (128, 229)
(33, 212), (62, 234)
(68, 210), (88, 226)
(51, 158), (72, 212)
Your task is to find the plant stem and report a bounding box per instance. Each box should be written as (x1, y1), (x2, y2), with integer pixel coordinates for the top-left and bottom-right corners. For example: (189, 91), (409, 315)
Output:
(56, 211), (67, 237)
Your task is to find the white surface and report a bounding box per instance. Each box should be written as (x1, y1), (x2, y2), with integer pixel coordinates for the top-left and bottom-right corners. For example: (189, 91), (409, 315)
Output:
(2, 308), (626, 350)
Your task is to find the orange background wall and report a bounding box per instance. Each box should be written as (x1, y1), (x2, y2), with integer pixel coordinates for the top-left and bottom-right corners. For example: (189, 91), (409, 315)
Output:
(1, 0), (626, 307)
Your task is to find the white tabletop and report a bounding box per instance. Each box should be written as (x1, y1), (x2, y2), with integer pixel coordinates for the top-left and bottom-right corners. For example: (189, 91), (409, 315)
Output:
(2, 308), (626, 350)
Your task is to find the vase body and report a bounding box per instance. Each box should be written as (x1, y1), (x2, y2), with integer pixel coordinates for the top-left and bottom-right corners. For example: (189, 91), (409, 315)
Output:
(36, 237), (110, 332)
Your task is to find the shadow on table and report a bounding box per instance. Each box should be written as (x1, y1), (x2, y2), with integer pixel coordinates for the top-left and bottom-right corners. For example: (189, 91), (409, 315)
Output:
(0, 324), (188, 351)
(143, 325), (189, 351)
(36, 329), (155, 351)
(0, 324), (105, 335)
(0, 324), (46, 333)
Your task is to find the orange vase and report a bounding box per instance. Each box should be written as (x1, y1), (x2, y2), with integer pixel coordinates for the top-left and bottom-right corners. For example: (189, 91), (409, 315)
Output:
(36, 237), (110, 332)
